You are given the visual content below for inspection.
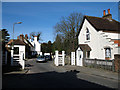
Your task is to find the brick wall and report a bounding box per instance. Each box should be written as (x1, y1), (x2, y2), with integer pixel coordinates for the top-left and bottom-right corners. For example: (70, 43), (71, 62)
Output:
(114, 54), (120, 72)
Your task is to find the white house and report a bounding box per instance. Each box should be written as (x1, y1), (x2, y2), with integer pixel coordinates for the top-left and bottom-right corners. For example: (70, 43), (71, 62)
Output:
(76, 9), (120, 66)
(7, 39), (25, 69)
(29, 36), (42, 55)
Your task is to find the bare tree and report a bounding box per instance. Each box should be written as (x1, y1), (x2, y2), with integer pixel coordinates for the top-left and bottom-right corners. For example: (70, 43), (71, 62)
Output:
(30, 32), (42, 41)
(54, 12), (83, 54)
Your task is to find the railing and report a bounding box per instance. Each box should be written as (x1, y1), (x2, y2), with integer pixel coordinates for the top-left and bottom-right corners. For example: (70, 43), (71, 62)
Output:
(84, 58), (115, 71)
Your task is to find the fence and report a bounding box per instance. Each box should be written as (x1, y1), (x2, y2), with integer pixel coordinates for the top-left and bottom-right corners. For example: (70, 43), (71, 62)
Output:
(84, 58), (115, 71)
(54, 50), (65, 66)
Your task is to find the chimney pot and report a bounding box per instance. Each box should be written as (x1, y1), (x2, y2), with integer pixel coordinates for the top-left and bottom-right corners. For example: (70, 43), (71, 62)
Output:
(17, 36), (19, 39)
(25, 34), (28, 39)
(103, 10), (106, 16)
(108, 9), (110, 14)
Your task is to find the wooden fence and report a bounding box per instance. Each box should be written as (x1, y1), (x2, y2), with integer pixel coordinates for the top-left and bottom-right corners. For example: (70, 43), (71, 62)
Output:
(84, 58), (115, 71)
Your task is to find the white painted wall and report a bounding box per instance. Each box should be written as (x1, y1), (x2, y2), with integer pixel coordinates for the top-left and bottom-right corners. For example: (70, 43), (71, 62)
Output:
(29, 36), (41, 55)
(14, 45), (25, 59)
(78, 19), (120, 60)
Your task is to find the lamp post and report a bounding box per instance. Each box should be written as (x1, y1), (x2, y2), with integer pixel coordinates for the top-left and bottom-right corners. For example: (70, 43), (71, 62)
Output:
(11, 22), (22, 66)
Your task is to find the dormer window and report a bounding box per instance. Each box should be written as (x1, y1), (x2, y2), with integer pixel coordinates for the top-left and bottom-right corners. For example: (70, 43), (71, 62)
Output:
(86, 28), (90, 40)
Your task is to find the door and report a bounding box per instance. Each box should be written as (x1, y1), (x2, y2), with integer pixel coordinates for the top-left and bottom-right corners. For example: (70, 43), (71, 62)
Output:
(76, 48), (83, 66)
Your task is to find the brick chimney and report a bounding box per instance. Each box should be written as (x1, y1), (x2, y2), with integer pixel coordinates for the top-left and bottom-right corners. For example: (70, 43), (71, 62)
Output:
(20, 34), (24, 41)
(30, 36), (32, 42)
(25, 34), (28, 39)
(103, 10), (106, 16)
(103, 9), (112, 20)
(17, 36), (19, 39)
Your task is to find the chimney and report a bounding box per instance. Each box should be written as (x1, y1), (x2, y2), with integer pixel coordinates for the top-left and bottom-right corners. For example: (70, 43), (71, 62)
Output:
(34, 36), (37, 42)
(103, 10), (106, 16)
(25, 34), (28, 39)
(108, 9), (110, 14)
(102, 9), (112, 20)
(17, 36), (19, 39)
(30, 36), (32, 42)
(20, 34), (24, 41)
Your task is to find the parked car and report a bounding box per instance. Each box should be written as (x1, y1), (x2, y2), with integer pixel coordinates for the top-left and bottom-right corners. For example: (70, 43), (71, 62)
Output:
(36, 55), (46, 62)
(45, 55), (51, 60)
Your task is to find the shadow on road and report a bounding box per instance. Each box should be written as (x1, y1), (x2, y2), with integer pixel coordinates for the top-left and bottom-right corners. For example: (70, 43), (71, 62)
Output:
(3, 70), (113, 89)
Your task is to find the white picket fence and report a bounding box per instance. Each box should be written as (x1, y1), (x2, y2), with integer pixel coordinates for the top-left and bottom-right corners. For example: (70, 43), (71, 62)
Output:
(54, 50), (65, 66)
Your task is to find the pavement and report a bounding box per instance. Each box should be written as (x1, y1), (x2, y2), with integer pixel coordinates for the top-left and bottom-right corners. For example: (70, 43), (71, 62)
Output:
(50, 61), (118, 81)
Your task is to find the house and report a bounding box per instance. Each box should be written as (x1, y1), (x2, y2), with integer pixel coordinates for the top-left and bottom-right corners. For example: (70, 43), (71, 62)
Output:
(6, 34), (34, 67)
(29, 36), (42, 56)
(7, 39), (25, 68)
(76, 9), (120, 66)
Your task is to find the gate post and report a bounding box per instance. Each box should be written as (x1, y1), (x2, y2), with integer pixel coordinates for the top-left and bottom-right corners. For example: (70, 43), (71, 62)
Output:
(62, 51), (65, 66)
(71, 52), (75, 65)
(55, 50), (59, 66)
(11, 49), (13, 66)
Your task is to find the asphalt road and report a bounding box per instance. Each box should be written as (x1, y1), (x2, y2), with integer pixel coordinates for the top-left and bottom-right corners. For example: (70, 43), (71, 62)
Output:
(3, 59), (118, 89)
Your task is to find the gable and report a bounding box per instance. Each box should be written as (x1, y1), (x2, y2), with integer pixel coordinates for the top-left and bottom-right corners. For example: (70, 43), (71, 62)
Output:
(77, 15), (120, 37)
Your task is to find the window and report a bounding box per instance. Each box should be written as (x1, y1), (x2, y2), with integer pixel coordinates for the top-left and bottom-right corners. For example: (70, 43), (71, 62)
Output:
(105, 48), (111, 58)
(86, 28), (90, 40)
(14, 47), (19, 54)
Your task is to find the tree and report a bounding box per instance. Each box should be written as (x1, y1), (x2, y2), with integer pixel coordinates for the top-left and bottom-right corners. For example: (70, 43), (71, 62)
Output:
(47, 41), (52, 53)
(41, 41), (53, 54)
(30, 32), (42, 41)
(54, 12), (83, 55)
(54, 34), (63, 52)
(1, 29), (10, 51)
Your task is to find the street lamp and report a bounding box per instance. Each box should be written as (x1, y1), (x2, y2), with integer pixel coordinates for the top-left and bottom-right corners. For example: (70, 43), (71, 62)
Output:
(13, 22), (22, 42)
(11, 22), (22, 65)
(12, 22), (22, 48)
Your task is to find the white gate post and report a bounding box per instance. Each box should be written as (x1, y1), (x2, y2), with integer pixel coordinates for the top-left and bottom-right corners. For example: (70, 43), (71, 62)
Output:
(11, 49), (13, 66)
(62, 51), (65, 66)
(20, 53), (25, 70)
(55, 50), (59, 66)
(5, 51), (7, 65)
(71, 52), (75, 65)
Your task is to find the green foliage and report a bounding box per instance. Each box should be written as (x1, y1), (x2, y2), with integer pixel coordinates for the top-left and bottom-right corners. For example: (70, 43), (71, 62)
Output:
(41, 41), (53, 54)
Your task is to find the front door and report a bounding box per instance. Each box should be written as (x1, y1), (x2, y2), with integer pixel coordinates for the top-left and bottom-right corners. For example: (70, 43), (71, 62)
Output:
(76, 48), (83, 66)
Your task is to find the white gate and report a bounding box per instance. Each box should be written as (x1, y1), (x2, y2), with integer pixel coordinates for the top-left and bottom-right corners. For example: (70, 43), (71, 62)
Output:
(54, 50), (65, 66)
(71, 52), (75, 65)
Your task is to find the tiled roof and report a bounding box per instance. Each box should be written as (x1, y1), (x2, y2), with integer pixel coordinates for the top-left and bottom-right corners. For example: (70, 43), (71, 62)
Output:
(85, 16), (120, 33)
(8, 39), (25, 45)
(77, 15), (120, 36)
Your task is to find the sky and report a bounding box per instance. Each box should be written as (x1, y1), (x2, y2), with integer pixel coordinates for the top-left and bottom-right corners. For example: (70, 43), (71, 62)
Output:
(2, 2), (118, 43)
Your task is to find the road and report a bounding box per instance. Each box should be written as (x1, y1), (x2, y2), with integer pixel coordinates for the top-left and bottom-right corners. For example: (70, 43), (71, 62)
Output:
(3, 59), (118, 89)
